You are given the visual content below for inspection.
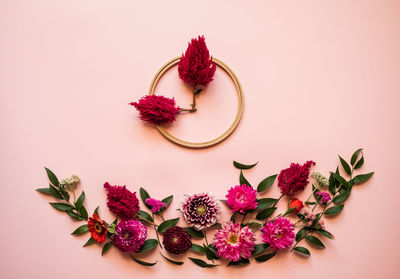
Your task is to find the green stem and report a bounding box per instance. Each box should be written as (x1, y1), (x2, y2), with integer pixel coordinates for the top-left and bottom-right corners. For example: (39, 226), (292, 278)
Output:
(273, 194), (284, 207)
(152, 213), (163, 249)
(290, 231), (310, 252)
(241, 213), (247, 225)
(138, 215), (158, 227)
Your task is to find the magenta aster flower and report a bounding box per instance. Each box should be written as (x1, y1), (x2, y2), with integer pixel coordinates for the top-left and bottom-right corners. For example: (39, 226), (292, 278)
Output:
(181, 193), (220, 230)
(225, 184), (258, 214)
(162, 226), (192, 254)
(213, 222), (256, 262)
(278, 160), (315, 196)
(315, 191), (331, 204)
(145, 198), (167, 213)
(261, 217), (295, 250)
(104, 182), (140, 220)
(113, 220), (147, 253)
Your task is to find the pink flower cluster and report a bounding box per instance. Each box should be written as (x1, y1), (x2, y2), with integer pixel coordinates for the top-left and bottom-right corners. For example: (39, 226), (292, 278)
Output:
(145, 198), (167, 213)
(225, 184), (258, 214)
(104, 182), (140, 220)
(278, 161), (315, 196)
(315, 191), (331, 204)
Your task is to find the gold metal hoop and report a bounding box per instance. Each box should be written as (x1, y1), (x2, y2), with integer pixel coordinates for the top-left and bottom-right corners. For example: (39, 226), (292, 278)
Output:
(148, 56), (244, 148)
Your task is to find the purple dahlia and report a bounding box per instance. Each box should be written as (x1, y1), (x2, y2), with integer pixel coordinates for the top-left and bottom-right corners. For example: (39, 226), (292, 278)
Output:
(113, 220), (147, 253)
(181, 193), (220, 230)
(162, 226), (192, 254)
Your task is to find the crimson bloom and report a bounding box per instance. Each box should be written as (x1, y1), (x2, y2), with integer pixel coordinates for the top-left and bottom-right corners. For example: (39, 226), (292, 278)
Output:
(130, 95), (180, 125)
(178, 35), (216, 86)
(88, 214), (108, 244)
(278, 161), (315, 196)
(162, 226), (192, 254)
(104, 182), (140, 220)
(225, 184), (258, 214)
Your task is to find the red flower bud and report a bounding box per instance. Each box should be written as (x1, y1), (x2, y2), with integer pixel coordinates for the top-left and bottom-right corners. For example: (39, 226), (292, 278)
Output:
(288, 198), (304, 214)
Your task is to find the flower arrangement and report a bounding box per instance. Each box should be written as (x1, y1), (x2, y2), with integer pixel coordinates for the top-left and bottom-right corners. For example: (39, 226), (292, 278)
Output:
(36, 148), (374, 267)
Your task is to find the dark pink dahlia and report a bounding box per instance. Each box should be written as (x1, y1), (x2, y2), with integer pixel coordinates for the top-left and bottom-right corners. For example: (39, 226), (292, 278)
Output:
(225, 184), (258, 214)
(104, 182), (140, 220)
(130, 95), (180, 125)
(162, 226), (192, 254)
(113, 220), (147, 253)
(178, 35), (216, 86)
(181, 193), (220, 230)
(278, 161), (315, 196)
(261, 217), (295, 250)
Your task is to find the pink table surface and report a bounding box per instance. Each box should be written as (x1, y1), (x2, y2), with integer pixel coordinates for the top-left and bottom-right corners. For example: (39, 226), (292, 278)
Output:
(1, 1), (399, 278)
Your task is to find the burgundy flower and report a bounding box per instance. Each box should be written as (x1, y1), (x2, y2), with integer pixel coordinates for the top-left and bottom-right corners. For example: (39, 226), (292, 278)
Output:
(162, 226), (192, 254)
(178, 35), (216, 86)
(130, 95), (180, 125)
(278, 161), (315, 196)
(104, 182), (140, 220)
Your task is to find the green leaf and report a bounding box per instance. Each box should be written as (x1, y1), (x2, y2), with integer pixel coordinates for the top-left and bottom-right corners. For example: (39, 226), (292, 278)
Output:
(318, 230), (334, 239)
(227, 258), (250, 266)
(49, 185), (63, 200)
(305, 235), (325, 248)
(257, 198), (278, 210)
(305, 201), (316, 206)
(339, 156), (352, 176)
(204, 245), (219, 260)
(36, 188), (52, 195)
(138, 239), (158, 253)
(102, 241), (113, 255)
(254, 252), (276, 262)
(45, 167), (59, 187)
(183, 227), (204, 238)
(78, 206), (88, 220)
(353, 172), (374, 184)
(191, 244), (206, 254)
(83, 237), (97, 247)
(351, 148), (363, 165)
(296, 227), (307, 241)
(324, 204), (344, 215)
(139, 210), (153, 223)
(59, 186), (70, 202)
(140, 187), (151, 209)
(94, 206), (99, 215)
(71, 224), (89, 235)
(161, 195), (173, 208)
(189, 257), (218, 268)
(75, 191), (85, 210)
(257, 174), (277, 193)
(328, 172), (338, 195)
(354, 156), (364, 169)
(160, 253), (184, 265)
(66, 210), (82, 220)
(233, 161), (258, 170)
(252, 243), (270, 256)
(239, 170), (251, 187)
(332, 188), (351, 203)
(158, 218), (179, 233)
(293, 246), (310, 255)
(130, 255), (157, 266)
(230, 213), (236, 222)
(49, 202), (74, 212)
(256, 207), (277, 220)
(331, 172), (349, 188)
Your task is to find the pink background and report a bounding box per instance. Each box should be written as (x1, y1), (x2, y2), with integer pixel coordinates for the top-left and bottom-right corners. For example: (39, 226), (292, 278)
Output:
(1, 1), (399, 278)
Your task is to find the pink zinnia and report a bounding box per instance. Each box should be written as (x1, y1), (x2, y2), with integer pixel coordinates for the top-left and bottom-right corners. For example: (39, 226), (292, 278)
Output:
(130, 95), (180, 125)
(213, 222), (256, 262)
(225, 184), (258, 214)
(181, 193), (220, 230)
(178, 35), (216, 86)
(278, 161), (315, 196)
(145, 198), (167, 213)
(113, 220), (147, 253)
(315, 191), (331, 204)
(104, 182), (140, 220)
(261, 217), (295, 250)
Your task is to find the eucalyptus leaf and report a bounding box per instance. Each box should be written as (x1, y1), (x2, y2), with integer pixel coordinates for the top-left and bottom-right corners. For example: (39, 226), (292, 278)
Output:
(233, 161), (258, 170)
(257, 198), (278, 210)
(254, 252), (276, 262)
(191, 244), (206, 254)
(354, 156), (364, 169)
(293, 246), (310, 255)
(189, 257), (218, 268)
(158, 218), (179, 233)
(83, 237), (97, 247)
(102, 241), (113, 255)
(324, 204), (344, 215)
(183, 227), (204, 238)
(351, 148), (363, 165)
(49, 202), (74, 212)
(257, 174), (277, 193)
(339, 156), (352, 176)
(71, 224), (89, 235)
(239, 170), (251, 187)
(36, 188), (52, 195)
(140, 187), (151, 209)
(138, 239), (158, 253)
(305, 235), (325, 248)
(45, 167), (59, 187)
(256, 207), (277, 220)
(130, 255), (157, 266)
(160, 253), (184, 265)
(353, 172), (374, 184)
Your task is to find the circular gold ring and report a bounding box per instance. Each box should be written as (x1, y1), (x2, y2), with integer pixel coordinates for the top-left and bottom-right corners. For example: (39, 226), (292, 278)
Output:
(148, 56), (244, 148)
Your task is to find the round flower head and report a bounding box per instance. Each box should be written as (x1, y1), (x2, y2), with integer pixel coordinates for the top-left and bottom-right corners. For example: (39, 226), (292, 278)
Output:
(104, 182), (140, 220)
(145, 198), (167, 213)
(181, 193), (220, 230)
(225, 184), (258, 214)
(87, 213), (108, 244)
(130, 95), (180, 125)
(178, 35), (216, 86)
(315, 191), (331, 204)
(213, 222), (256, 262)
(162, 226), (192, 254)
(278, 160), (315, 196)
(60, 175), (80, 191)
(261, 217), (295, 250)
(113, 220), (147, 253)
(312, 172), (329, 188)
(288, 198), (304, 214)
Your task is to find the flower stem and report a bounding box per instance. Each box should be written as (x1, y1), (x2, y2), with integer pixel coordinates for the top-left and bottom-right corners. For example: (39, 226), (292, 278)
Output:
(152, 213), (163, 249)
(241, 213), (247, 225)
(273, 194), (284, 207)
(137, 215), (158, 227)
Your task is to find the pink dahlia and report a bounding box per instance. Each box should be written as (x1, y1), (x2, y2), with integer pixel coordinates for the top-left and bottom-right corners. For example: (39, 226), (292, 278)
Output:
(278, 161), (316, 196)
(213, 222), (256, 262)
(113, 220), (147, 253)
(181, 193), (220, 230)
(178, 35), (216, 86)
(315, 191), (331, 204)
(261, 217), (295, 250)
(225, 184), (258, 214)
(104, 182), (140, 220)
(145, 198), (167, 213)
(130, 95), (180, 125)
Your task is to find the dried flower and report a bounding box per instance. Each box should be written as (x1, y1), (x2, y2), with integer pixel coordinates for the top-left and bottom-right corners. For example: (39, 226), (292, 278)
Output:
(213, 222), (256, 262)
(60, 175), (80, 191)
(288, 198), (304, 214)
(261, 217), (295, 250)
(278, 161), (315, 196)
(181, 193), (220, 230)
(145, 198), (167, 213)
(113, 220), (147, 253)
(130, 95), (180, 125)
(225, 184), (258, 214)
(312, 172), (329, 188)
(243, 219), (264, 231)
(162, 226), (192, 254)
(178, 35), (216, 86)
(87, 214), (108, 244)
(104, 182), (140, 220)
(315, 191), (331, 204)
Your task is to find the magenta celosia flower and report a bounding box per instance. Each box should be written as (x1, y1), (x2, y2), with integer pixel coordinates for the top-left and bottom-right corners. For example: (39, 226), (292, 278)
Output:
(225, 184), (258, 214)
(261, 217), (295, 250)
(315, 191), (331, 204)
(130, 95), (180, 125)
(145, 198), (167, 213)
(213, 222), (256, 262)
(113, 220), (147, 253)
(181, 193), (220, 230)
(178, 35), (216, 86)
(278, 161), (316, 196)
(104, 182), (140, 220)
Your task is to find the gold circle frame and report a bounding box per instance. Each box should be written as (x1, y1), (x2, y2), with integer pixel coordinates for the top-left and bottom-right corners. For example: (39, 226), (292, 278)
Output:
(148, 56), (244, 148)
